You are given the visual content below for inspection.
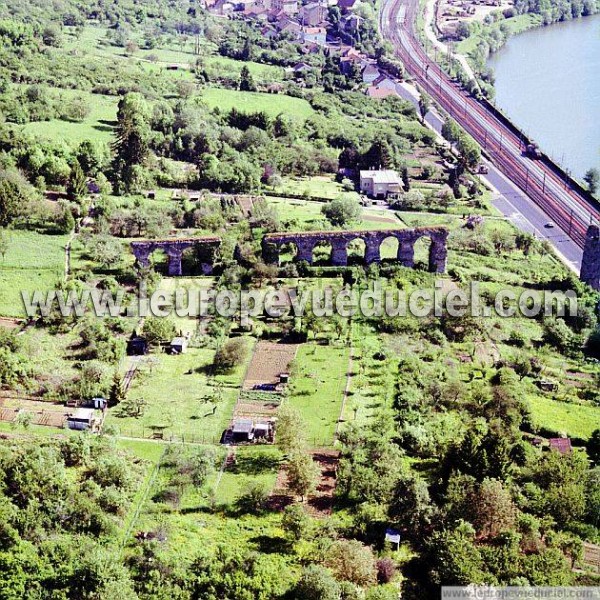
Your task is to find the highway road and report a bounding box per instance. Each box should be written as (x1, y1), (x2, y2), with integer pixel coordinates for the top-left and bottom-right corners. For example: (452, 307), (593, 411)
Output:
(379, 0), (599, 269)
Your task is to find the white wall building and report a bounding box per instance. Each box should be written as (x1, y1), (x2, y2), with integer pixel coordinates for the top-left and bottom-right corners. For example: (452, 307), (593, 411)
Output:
(359, 170), (403, 199)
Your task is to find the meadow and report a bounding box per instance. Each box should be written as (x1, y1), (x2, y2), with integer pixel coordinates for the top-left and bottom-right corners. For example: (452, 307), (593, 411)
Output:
(21, 89), (119, 144)
(286, 343), (350, 446)
(199, 88), (315, 119)
(0, 230), (71, 317)
(106, 343), (253, 443)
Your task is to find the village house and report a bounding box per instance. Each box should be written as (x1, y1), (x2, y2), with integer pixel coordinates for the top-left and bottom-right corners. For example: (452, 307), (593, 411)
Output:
(339, 46), (368, 75)
(549, 437), (573, 454)
(272, 0), (298, 15)
(292, 61), (313, 74)
(339, 12), (363, 34)
(366, 86), (400, 99)
(301, 26), (327, 45)
(260, 24), (279, 38)
(359, 169), (403, 199)
(338, 0), (358, 12)
(299, 0), (329, 25)
(277, 17), (303, 37)
(361, 63), (380, 84)
(127, 336), (148, 356)
(366, 74), (401, 99)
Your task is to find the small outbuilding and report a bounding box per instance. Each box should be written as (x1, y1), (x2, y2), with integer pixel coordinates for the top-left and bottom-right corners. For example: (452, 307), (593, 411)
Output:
(92, 397), (107, 410)
(170, 337), (188, 355)
(549, 437), (572, 455)
(67, 408), (96, 431)
(232, 418), (254, 442)
(127, 336), (148, 356)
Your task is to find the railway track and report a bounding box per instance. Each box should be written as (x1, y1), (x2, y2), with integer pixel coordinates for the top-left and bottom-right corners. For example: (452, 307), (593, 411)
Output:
(379, 0), (600, 249)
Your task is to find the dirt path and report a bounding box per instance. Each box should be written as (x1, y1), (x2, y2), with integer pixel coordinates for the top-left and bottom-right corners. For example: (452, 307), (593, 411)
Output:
(335, 336), (354, 441)
(64, 228), (76, 280)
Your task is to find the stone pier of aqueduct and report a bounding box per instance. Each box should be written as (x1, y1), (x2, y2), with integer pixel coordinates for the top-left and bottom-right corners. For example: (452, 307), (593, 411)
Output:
(261, 227), (449, 273)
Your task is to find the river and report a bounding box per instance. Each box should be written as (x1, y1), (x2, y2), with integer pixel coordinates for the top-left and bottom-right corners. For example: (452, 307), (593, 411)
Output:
(487, 13), (600, 180)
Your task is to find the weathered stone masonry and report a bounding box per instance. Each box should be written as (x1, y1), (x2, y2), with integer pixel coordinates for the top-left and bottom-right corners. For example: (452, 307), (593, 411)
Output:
(131, 237), (221, 276)
(581, 225), (600, 290)
(262, 227), (449, 273)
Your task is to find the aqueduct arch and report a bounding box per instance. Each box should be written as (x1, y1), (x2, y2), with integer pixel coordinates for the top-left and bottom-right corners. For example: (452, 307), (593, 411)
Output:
(262, 227), (448, 273)
(131, 237), (221, 276)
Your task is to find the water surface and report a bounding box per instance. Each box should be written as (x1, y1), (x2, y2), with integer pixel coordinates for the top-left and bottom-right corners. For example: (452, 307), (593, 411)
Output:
(487, 14), (600, 179)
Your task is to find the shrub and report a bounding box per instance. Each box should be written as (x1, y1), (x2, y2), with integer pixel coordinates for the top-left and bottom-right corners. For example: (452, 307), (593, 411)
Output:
(212, 337), (248, 372)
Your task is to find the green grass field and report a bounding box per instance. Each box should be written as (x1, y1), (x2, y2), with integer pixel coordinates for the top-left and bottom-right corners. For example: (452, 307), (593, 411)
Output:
(214, 445), (282, 504)
(106, 344), (252, 443)
(200, 88), (315, 119)
(21, 89), (118, 144)
(527, 396), (600, 440)
(0, 230), (69, 317)
(287, 343), (349, 446)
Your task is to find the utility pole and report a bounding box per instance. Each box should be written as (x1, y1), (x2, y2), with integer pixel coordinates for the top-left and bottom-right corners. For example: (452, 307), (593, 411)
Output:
(542, 171), (547, 195)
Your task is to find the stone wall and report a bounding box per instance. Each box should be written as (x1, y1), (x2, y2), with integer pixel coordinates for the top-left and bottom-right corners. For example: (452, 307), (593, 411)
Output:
(130, 237), (221, 276)
(262, 227), (449, 273)
(580, 225), (600, 290)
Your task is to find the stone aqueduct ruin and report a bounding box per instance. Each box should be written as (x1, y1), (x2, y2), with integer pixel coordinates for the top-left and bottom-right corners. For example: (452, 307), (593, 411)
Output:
(262, 227), (449, 272)
(130, 237), (221, 276)
(130, 226), (449, 274)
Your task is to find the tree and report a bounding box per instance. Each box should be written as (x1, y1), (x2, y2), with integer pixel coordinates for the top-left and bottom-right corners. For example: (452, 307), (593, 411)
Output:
(282, 503), (312, 541)
(112, 93), (150, 194)
(585, 467), (600, 527)
(471, 478), (516, 538)
(418, 92), (431, 122)
(65, 96), (91, 122)
(276, 405), (306, 454)
(322, 196), (361, 227)
(142, 317), (177, 346)
(293, 565), (341, 600)
(389, 472), (436, 538)
(325, 539), (377, 587)
(584, 168), (599, 195)
(87, 235), (124, 269)
(108, 372), (126, 407)
(235, 481), (269, 514)
(362, 140), (393, 170)
(588, 429), (600, 465)
(428, 523), (487, 585)
(42, 24), (62, 47)
(67, 161), (88, 201)
(0, 228), (9, 261)
(212, 338), (247, 372)
(286, 450), (319, 501)
(0, 169), (33, 227)
(239, 65), (257, 92)
(532, 448), (587, 526)
(457, 133), (481, 169)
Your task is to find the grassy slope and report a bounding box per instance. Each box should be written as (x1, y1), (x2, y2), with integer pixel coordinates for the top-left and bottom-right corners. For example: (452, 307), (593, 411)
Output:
(200, 88), (315, 119)
(106, 346), (248, 443)
(0, 231), (69, 317)
(21, 89), (119, 144)
(527, 396), (600, 440)
(287, 343), (349, 446)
